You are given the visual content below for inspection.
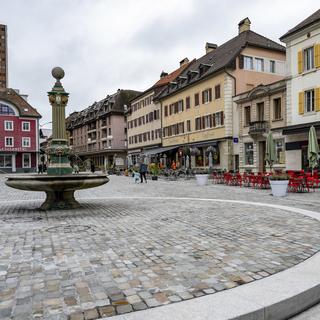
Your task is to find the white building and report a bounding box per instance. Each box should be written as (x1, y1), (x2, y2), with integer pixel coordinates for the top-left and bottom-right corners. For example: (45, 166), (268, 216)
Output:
(280, 9), (320, 170)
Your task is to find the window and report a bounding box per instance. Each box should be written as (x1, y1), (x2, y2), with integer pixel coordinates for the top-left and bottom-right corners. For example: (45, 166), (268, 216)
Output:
(0, 155), (12, 167)
(270, 60), (276, 73)
(23, 153), (31, 168)
(257, 102), (264, 121)
(5, 137), (13, 147)
(0, 103), (15, 115)
(186, 96), (190, 109)
(204, 115), (212, 128)
(244, 106), (251, 126)
(273, 98), (282, 120)
(4, 120), (13, 131)
(164, 105), (168, 117)
(22, 137), (30, 147)
(244, 56), (253, 70)
(244, 143), (254, 165)
(275, 139), (285, 164)
(108, 128), (112, 135)
(202, 89), (212, 104)
(255, 58), (264, 72)
(187, 120), (191, 132)
(195, 117), (201, 130)
(305, 90), (315, 113)
(22, 121), (30, 131)
(215, 85), (221, 99)
(178, 100), (184, 112)
(194, 93), (199, 106)
(215, 111), (224, 126)
(304, 47), (314, 71)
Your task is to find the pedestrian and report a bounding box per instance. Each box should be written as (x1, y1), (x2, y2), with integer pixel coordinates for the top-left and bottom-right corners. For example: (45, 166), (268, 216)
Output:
(38, 163), (43, 174)
(139, 162), (147, 183)
(90, 161), (95, 173)
(43, 163), (47, 172)
(74, 163), (79, 174)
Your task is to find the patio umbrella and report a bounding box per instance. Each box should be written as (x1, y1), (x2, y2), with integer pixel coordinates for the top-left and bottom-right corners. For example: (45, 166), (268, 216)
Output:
(265, 131), (276, 171)
(208, 152), (213, 168)
(308, 125), (319, 172)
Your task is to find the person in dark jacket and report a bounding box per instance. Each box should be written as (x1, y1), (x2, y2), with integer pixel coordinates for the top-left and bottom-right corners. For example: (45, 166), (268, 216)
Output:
(139, 162), (147, 183)
(90, 161), (95, 173)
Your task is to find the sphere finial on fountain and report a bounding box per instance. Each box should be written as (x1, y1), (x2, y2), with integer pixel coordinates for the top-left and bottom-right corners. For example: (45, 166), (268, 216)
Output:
(51, 67), (65, 81)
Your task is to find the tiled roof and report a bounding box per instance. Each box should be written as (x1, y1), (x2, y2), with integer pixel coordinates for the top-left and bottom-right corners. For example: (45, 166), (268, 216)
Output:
(280, 9), (320, 41)
(66, 89), (140, 129)
(0, 88), (41, 118)
(157, 30), (285, 99)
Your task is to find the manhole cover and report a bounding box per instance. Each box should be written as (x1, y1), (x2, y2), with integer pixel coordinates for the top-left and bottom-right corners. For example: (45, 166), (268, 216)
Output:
(45, 224), (94, 233)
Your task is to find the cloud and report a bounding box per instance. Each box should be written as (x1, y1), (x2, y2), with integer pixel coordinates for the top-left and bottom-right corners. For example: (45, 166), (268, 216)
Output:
(0, 0), (319, 124)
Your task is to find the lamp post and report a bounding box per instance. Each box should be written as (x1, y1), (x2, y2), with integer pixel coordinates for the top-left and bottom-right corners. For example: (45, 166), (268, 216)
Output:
(46, 67), (73, 175)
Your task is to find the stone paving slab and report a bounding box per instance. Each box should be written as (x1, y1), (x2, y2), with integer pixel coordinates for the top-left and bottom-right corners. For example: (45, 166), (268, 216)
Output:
(1, 184), (320, 320)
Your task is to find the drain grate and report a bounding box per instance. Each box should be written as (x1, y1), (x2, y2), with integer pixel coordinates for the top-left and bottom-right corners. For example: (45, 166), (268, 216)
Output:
(45, 224), (94, 233)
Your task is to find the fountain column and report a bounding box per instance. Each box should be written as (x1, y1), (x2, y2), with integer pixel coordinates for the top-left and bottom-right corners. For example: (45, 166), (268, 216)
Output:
(47, 67), (73, 175)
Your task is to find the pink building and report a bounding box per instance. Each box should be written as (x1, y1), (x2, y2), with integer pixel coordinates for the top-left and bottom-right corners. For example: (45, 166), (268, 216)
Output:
(0, 88), (41, 172)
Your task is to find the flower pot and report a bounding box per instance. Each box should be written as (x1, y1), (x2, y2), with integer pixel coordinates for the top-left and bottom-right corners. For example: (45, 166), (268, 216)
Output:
(269, 180), (289, 197)
(195, 174), (209, 186)
(151, 176), (158, 181)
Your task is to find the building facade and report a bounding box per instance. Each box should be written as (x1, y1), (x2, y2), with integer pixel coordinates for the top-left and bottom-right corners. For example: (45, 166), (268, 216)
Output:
(66, 89), (140, 170)
(234, 80), (286, 173)
(280, 9), (320, 170)
(0, 25), (8, 89)
(157, 18), (286, 170)
(0, 88), (41, 172)
(127, 60), (191, 164)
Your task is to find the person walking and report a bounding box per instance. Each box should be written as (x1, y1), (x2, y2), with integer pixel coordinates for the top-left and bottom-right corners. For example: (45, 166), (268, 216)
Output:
(38, 163), (43, 174)
(90, 161), (95, 173)
(139, 162), (147, 183)
(74, 163), (79, 174)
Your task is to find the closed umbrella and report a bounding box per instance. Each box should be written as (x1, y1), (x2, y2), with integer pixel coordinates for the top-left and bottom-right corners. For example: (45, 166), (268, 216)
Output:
(265, 131), (276, 171)
(208, 152), (213, 168)
(308, 125), (319, 172)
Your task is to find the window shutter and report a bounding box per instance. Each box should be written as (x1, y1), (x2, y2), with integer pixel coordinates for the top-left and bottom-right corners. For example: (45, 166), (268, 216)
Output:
(202, 117), (205, 129)
(239, 55), (244, 69)
(181, 100), (184, 111)
(315, 44), (320, 68)
(202, 91), (205, 104)
(221, 111), (224, 126)
(209, 88), (212, 101)
(212, 114), (216, 127)
(298, 50), (303, 74)
(316, 88), (320, 112)
(298, 92), (304, 114)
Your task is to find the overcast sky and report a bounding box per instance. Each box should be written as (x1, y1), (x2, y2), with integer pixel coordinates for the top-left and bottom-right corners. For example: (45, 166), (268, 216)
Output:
(1, 0), (319, 125)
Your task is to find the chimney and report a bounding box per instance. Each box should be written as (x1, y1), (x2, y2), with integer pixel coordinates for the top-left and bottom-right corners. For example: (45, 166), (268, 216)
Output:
(205, 42), (218, 54)
(160, 71), (168, 78)
(238, 18), (251, 34)
(179, 57), (189, 67)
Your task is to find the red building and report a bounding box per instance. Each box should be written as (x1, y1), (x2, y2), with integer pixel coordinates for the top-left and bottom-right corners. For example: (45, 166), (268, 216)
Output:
(0, 88), (41, 172)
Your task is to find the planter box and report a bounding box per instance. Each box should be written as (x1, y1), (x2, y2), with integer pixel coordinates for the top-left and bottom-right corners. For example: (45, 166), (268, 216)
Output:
(151, 176), (158, 181)
(195, 174), (209, 186)
(269, 180), (289, 197)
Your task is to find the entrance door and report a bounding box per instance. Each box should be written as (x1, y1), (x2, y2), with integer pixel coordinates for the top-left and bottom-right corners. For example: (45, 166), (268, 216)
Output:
(259, 141), (266, 172)
(301, 146), (308, 171)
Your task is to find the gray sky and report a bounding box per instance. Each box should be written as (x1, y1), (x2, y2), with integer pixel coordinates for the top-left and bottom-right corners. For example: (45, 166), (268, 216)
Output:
(1, 0), (319, 125)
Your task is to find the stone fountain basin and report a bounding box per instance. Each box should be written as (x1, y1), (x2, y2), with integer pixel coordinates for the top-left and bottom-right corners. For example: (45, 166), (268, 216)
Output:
(5, 173), (109, 210)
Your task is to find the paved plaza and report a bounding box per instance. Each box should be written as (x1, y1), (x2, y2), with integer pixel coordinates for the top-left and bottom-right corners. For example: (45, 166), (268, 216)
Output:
(1, 175), (320, 319)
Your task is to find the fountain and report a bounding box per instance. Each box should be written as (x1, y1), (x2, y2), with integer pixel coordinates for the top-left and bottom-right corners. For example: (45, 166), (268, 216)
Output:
(5, 67), (109, 210)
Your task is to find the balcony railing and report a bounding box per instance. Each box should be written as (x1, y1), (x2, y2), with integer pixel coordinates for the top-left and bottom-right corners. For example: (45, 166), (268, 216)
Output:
(249, 121), (268, 135)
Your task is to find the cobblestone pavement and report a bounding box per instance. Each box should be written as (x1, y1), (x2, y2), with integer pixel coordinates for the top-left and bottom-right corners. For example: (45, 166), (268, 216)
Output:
(1, 175), (320, 319)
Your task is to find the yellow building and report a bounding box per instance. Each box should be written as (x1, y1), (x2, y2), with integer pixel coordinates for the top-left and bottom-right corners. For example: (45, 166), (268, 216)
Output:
(127, 59), (191, 164)
(156, 18), (286, 170)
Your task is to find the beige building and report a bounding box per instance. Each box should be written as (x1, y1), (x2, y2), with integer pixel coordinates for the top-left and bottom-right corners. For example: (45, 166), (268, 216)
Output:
(127, 60), (191, 164)
(157, 18), (286, 170)
(234, 80), (286, 173)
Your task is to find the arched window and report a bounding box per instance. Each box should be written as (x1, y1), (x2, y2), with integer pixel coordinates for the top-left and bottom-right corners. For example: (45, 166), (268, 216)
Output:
(0, 103), (16, 115)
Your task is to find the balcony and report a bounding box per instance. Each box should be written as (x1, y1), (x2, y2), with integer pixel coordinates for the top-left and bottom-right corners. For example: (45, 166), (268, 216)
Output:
(249, 121), (268, 136)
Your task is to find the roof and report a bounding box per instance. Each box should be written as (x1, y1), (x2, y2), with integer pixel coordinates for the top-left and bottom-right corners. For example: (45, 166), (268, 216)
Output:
(0, 88), (41, 118)
(280, 9), (320, 41)
(130, 61), (194, 103)
(66, 89), (140, 129)
(157, 30), (285, 100)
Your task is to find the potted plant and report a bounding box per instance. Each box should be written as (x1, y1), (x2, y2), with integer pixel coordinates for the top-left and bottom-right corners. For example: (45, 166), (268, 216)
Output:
(149, 163), (159, 180)
(269, 174), (290, 197)
(195, 168), (209, 186)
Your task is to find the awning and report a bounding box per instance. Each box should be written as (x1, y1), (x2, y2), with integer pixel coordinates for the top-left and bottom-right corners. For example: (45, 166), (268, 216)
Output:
(141, 146), (178, 156)
(282, 121), (320, 135)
